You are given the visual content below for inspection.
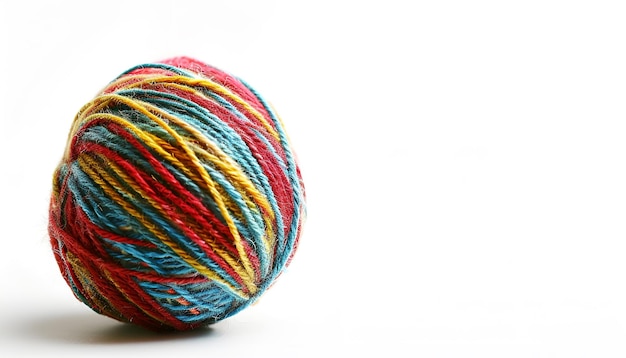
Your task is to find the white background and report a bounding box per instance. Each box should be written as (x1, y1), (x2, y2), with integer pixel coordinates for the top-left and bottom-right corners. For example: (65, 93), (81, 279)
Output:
(1, 1), (626, 357)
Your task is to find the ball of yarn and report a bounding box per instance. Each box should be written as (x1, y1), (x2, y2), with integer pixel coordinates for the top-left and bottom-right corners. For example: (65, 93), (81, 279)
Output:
(48, 57), (306, 331)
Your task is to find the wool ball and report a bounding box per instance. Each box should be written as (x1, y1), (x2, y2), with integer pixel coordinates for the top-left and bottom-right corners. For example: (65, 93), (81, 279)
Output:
(48, 57), (306, 331)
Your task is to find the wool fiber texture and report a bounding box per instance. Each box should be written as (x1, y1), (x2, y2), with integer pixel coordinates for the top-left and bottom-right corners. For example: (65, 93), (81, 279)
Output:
(48, 57), (306, 331)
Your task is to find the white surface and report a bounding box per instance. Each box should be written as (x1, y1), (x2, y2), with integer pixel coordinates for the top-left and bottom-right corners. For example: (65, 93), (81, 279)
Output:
(2, 1), (626, 357)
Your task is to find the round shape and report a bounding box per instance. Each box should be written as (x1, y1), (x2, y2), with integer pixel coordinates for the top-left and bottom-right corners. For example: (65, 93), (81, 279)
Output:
(48, 57), (306, 331)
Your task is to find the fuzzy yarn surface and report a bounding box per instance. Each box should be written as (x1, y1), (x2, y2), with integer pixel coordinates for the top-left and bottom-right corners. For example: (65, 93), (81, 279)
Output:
(48, 57), (305, 331)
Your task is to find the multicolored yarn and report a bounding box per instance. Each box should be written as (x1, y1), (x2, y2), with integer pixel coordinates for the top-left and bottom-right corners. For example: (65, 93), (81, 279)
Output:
(48, 57), (306, 331)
